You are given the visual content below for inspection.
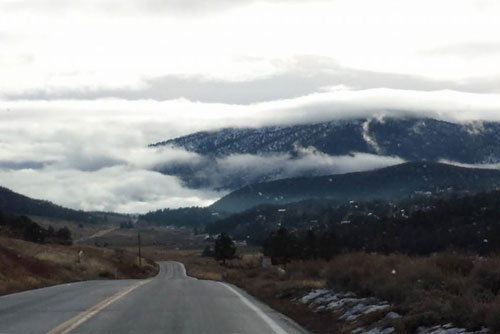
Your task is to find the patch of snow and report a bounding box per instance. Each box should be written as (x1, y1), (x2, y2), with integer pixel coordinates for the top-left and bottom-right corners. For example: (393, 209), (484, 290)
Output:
(326, 297), (360, 310)
(362, 119), (382, 154)
(365, 327), (395, 334)
(299, 289), (330, 304)
(384, 312), (402, 320)
(297, 289), (399, 333)
(311, 293), (338, 306)
(340, 303), (390, 321)
(416, 325), (488, 334)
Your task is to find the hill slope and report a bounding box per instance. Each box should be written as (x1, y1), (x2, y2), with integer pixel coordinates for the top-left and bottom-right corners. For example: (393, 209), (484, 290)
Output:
(210, 162), (500, 213)
(139, 207), (226, 227)
(0, 186), (97, 223)
(0, 236), (157, 295)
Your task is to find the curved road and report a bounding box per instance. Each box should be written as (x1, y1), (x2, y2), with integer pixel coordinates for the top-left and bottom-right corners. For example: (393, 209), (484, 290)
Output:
(0, 262), (308, 334)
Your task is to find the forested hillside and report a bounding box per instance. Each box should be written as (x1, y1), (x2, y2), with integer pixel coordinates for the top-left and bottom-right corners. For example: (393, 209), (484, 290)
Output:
(211, 162), (500, 213)
(210, 190), (500, 256)
(0, 186), (98, 223)
(140, 207), (226, 227)
(153, 118), (500, 163)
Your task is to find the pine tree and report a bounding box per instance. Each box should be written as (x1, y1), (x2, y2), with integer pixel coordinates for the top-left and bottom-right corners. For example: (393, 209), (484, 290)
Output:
(214, 233), (236, 265)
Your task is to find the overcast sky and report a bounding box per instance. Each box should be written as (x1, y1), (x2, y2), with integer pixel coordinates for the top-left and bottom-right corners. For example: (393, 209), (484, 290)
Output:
(1, 0), (500, 213)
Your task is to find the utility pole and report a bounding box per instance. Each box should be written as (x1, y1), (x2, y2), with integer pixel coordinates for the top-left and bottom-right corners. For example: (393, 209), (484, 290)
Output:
(138, 231), (142, 267)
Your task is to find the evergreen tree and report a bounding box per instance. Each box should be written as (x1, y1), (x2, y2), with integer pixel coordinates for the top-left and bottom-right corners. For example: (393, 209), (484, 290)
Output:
(214, 233), (236, 265)
(23, 222), (45, 243)
(264, 227), (299, 264)
(303, 229), (318, 259)
(56, 226), (72, 245)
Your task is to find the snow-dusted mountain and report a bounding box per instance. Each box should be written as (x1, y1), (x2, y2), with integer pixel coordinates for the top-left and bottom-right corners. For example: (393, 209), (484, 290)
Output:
(152, 118), (500, 163)
(150, 117), (500, 190)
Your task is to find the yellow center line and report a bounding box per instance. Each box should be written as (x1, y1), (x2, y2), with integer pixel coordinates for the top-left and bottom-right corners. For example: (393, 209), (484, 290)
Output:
(47, 280), (151, 334)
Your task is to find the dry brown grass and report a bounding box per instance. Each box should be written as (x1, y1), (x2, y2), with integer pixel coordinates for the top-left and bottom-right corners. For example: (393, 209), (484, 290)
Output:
(323, 252), (500, 332)
(0, 236), (158, 295)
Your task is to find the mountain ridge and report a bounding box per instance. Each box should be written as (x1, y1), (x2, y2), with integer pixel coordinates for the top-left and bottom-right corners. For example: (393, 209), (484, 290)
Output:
(210, 162), (500, 213)
(151, 117), (500, 163)
(150, 117), (500, 191)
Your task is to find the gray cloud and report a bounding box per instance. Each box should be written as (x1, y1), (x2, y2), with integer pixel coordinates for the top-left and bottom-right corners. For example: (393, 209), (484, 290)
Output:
(0, 161), (46, 170)
(7, 56), (500, 103)
(157, 146), (406, 190)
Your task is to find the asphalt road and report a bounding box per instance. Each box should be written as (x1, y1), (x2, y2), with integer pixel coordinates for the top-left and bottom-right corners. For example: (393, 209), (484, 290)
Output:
(0, 261), (308, 334)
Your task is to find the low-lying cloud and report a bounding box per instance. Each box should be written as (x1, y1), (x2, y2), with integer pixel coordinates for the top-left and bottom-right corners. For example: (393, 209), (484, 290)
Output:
(2, 87), (500, 213)
(155, 143), (405, 190)
(214, 151), (405, 187)
(0, 166), (224, 214)
(7, 57), (500, 104)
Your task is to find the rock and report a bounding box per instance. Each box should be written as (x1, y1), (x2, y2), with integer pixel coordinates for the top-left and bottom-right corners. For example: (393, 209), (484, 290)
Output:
(365, 327), (395, 334)
(299, 289), (330, 304)
(384, 312), (402, 320)
(277, 267), (287, 280)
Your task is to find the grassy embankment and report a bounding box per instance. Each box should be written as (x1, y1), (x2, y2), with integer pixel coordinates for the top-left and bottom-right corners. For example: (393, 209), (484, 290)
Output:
(153, 248), (500, 334)
(0, 236), (158, 295)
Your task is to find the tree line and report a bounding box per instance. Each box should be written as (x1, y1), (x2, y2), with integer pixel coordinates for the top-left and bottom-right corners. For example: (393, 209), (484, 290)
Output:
(140, 207), (224, 227)
(261, 191), (500, 259)
(209, 190), (500, 262)
(0, 210), (73, 245)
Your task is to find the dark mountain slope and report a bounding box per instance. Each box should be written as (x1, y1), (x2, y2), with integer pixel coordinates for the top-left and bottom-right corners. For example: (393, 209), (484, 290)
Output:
(139, 207), (227, 227)
(152, 118), (500, 164)
(0, 186), (97, 223)
(210, 162), (500, 213)
(152, 120), (371, 156)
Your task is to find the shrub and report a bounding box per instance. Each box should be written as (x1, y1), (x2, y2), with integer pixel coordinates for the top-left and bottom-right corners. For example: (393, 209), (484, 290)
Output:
(98, 271), (115, 279)
(485, 297), (500, 331)
(286, 260), (326, 280)
(473, 258), (500, 299)
(434, 252), (474, 276)
(201, 246), (214, 257)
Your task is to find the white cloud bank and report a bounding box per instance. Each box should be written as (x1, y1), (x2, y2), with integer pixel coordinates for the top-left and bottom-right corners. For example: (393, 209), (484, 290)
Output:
(0, 166), (223, 214)
(213, 151), (405, 186)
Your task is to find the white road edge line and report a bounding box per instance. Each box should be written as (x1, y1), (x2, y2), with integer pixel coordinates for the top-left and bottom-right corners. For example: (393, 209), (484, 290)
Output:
(219, 282), (289, 334)
(172, 261), (187, 277)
